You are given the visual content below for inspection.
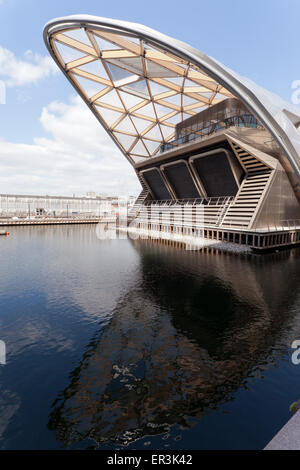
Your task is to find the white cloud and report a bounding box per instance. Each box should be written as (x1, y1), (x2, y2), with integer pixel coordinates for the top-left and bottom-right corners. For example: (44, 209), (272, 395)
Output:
(0, 96), (141, 196)
(0, 45), (58, 87)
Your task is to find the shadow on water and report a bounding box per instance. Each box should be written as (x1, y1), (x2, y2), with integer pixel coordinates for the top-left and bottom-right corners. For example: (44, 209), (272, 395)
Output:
(47, 241), (300, 449)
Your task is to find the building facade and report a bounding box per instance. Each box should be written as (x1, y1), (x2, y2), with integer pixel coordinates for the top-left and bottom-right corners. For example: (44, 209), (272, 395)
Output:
(0, 194), (114, 218)
(44, 15), (300, 250)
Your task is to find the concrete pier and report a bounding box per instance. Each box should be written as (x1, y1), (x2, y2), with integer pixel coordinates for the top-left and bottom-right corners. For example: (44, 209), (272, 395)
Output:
(265, 411), (300, 450)
(0, 217), (115, 226)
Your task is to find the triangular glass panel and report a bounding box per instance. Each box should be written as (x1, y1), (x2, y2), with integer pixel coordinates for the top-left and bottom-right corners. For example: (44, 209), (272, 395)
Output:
(149, 81), (172, 97)
(105, 62), (135, 84)
(114, 116), (137, 134)
(131, 116), (152, 134)
(64, 28), (92, 46)
(95, 106), (123, 127)
(194, 92), (212, 99)
(144, 124), (162, 140)
(71, 74), (107, 97)
(174, 62), (187, 71)
(97, 89), (124, 109)
(143, 139), (160, 155)
(113, 132), (137, 151)
(184, 78), (204, 89)
(164, 113), (182, 125)
(188, 105), (208, 114)
(154, 103), (173, 119)
(118, 91), (146, 109)
(55, 42), (86, 64)
(122, 79), (149, 99)
(188, 67), (215, 82)
(93, 34), (120, 51)
(107, 57), (144, 76)
(213, 92), (228, 101)
(135, 102), (155, 118)
(160, 125), (175, 141)
(161, 93), (181, 106)
(77, 59), (109, 79)
(125, 36), (141, 46)
(164, 76), (184, 87)
(183, 95), (199, 106)
(131, 139), (149, 156)
(146, 60), (178, 78)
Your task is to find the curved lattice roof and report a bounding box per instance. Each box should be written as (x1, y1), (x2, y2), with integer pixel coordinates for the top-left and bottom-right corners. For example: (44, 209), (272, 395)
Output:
(46, 23), (234, 164)
(44, 15), (300, 195)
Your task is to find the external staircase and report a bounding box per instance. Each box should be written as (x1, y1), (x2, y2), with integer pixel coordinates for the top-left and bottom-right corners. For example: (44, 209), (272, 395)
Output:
(221, 140), (276, 228)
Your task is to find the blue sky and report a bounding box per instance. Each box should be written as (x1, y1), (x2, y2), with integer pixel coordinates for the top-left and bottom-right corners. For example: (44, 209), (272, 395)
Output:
(0, 0), (299, 196)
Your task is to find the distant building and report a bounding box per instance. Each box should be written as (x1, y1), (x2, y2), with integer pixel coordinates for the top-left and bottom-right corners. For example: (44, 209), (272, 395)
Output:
(0, 194), (114, 218)
(85, 191), (97, 199)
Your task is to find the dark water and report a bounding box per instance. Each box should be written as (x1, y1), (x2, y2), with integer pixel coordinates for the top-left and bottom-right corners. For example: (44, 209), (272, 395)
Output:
(0, 225), (300, 450)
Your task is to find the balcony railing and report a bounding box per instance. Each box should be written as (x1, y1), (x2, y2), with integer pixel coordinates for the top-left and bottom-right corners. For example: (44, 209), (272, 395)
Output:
(160, 114), (262, 153)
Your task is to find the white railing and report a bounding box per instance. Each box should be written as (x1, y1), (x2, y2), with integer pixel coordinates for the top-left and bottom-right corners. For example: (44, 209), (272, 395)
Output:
(130, 196), (234, 228)
(143, 196), (233, 207)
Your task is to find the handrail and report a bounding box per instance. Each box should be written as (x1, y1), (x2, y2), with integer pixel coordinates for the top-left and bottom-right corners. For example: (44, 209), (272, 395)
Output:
(143, 196), (233, 207)
(160, 114), (262, 153)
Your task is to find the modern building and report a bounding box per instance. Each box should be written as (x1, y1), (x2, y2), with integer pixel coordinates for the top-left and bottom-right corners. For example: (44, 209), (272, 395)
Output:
(0, 193), (114, 218)
(44, 15), (300, 250)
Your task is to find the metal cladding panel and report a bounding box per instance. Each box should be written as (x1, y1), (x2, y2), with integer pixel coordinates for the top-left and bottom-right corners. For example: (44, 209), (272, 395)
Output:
(163, 162), (199, 199)
(141, 169), (171, 200)
(193, 152), (238, 197)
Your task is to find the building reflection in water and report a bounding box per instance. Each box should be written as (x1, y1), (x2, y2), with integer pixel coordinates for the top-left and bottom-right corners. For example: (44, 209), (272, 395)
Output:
(48, 242), (300, 448)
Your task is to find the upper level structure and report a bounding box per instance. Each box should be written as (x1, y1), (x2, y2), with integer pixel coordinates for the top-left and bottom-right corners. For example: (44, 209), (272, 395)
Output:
(44, 16), (300, 239)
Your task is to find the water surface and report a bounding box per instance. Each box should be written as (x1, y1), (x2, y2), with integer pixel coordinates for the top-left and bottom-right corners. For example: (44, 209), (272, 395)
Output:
(0, 225), (299, 450)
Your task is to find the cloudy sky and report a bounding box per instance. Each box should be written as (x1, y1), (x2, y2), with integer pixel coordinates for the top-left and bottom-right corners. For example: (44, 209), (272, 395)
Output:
(0, 0), (299, 197)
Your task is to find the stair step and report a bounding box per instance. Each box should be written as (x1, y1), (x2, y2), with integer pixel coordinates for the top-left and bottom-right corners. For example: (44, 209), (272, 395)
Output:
(240, 190), (264, 195)
(240, 157), (257, 162)
(242, 181), (269, 186)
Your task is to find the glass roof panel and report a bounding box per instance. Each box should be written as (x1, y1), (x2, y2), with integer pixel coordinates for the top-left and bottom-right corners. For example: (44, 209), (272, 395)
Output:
(50, 23), (235, 163)
(135, 102), (155, 118)
(161, 93), (181, 105)
(118, 91), (146, 109)
(64, 29), (92, 46)
(113, 132), (137, 151)
(182, 95), (199, 106)
(132, 139), (149, 156)
(97, 89), (124, 109)
(165, 76), (184, 87)
(146, 61), (178, 78)
(160, 112), (181, 125)
(105, 62), (136, 84)
(95, 106), (123, 127)
(143, 139), (160, 155)
(121, 79), (150, 99)
(131, 116), (153, 134)
(93, 34), (121, 51)
(114, 116), (137, 134)
(149, 81), (172, 97)
(71, 74), (107, 97)
(144, 124), (162, 140)
(154, 103), (174, 118)
(77, 59), (109, 79)
(124, 36), (141, 46)
(160, 125), (175, 140)
(55, 42), (85, 63)
(107, 57), (144, 76)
